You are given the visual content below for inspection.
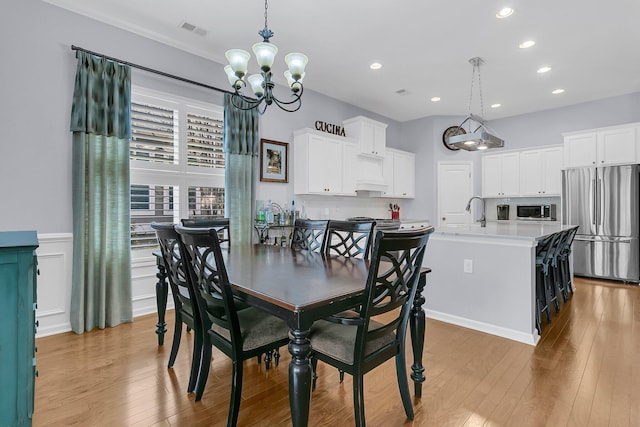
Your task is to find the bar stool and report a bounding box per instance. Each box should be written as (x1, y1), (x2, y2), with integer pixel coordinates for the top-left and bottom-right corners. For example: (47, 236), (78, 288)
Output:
(535, 233), (561, 332)
(555, 226), (579, 301)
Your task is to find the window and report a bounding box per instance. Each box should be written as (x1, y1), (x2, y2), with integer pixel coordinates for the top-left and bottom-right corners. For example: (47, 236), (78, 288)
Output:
(130, 88), (225, 249)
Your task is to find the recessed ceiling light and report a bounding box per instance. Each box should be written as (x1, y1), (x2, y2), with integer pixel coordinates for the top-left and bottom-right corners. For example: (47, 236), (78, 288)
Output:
(552, 89), (565, 94)
(496, 7), (514, 18)
(537, 66), (551, 73)
(430, 97), (441, 102)
(370, 62), (382, 70)
(491, 103), (501, 108)
(519, 40), (536, 49)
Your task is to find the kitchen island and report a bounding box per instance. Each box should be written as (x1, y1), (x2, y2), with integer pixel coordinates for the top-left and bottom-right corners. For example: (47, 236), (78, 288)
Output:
(423, 222), (576, 346)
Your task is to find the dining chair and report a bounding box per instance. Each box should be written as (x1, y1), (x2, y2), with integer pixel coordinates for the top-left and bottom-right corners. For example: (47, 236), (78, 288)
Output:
(150, 222), (200, 394)
(322, 219), (376, 382)
(323, 219), (376, 260)
(291, 219), (329, 252)
(175, 225), (290, 424)
(181, 217), (230, 246)
(310, 226), (434, 426)
(181, 217), (277, 366)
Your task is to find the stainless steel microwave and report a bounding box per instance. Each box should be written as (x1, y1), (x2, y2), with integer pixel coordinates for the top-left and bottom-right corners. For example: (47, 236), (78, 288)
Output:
(516, 204), (556, 220)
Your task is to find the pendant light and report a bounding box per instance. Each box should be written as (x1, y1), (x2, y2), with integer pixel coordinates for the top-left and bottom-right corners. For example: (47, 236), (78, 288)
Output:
(224, 0), (308, 114)
(445, 57), (504, 151)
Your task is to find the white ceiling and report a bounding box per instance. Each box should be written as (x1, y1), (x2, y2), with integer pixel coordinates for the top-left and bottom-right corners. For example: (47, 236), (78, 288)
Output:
(45, 0), (640, 122)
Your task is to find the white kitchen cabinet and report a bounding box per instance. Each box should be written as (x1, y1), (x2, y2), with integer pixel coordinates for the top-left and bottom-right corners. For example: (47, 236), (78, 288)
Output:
(343, 116), (387, 158)
(293, 129), (357, 196)
(381, 149), (415, 198)
(519, 146), (563, 196)
(393, 150), (415, 198)
(563, 133), (597, 168)
(563, 124), (638, 168)
(482, 152), (520, 197)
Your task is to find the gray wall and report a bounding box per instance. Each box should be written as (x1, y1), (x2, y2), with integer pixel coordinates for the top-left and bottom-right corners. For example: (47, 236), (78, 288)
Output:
(2, 0), (639, 233)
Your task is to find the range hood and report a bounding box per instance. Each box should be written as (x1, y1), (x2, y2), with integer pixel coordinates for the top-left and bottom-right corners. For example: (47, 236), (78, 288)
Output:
(355, 180), (387, 194)
(355, 153), (388, 195)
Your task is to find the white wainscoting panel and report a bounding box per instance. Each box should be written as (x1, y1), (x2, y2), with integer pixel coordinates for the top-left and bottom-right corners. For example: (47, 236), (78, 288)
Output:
(36, 234), (73, 337)
(36, 235), (173, 338)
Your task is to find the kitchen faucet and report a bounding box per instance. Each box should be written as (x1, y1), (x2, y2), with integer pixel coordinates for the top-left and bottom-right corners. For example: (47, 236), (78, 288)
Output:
(466, 196), (486, 227)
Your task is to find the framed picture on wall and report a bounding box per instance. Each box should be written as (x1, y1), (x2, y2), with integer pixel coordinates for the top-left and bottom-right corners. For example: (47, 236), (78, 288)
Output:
(260, 139), (288, 183)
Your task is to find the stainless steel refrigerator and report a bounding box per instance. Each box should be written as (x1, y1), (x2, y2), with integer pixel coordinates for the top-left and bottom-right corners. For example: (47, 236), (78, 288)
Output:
(562, 165), (639, 282)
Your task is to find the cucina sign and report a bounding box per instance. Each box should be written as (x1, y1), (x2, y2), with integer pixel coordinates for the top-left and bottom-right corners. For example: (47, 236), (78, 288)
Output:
(315, 121), (346, 137)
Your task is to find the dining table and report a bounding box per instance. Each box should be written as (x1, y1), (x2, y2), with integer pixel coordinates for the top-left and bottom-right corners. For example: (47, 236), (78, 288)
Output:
(152, 244), (429, 427)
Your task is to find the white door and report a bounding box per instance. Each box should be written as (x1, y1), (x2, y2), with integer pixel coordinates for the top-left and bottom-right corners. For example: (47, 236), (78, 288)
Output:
(437, 161), (473, 226)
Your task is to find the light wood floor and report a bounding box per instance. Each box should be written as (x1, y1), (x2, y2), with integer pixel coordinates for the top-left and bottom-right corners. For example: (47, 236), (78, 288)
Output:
(33, 277), (639, 426)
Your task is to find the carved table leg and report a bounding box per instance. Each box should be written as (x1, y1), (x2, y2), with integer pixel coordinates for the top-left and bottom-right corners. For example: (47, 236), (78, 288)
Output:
(155, 259), (168, 346)
(410, 267), (430, 397)
(288, 327), (312, 427)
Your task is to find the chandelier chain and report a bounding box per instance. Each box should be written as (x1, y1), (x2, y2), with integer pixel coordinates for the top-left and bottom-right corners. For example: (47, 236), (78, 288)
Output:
(264, 0), (269, 31)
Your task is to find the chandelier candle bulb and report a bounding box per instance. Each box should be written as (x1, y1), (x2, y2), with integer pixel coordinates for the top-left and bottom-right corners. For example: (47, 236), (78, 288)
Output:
(252, 42), (278, 71)
(224, 66), (242, 89)
(225, 49), (250, 77)
(284, 71), (304, 92)
(248, 74), (265, 97)
(285, 53), (309, 79)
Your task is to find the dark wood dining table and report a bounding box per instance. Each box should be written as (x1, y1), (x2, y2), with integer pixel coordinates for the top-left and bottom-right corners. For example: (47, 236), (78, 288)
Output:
(153, 244), (428, 427)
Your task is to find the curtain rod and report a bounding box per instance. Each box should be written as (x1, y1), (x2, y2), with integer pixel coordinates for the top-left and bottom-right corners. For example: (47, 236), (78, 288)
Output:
(71, 45), (232, 95)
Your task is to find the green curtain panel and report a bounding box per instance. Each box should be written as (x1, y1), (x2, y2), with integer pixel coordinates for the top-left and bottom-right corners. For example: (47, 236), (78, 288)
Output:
(224, 93), (259, 244)
(70, 51), (133, 333)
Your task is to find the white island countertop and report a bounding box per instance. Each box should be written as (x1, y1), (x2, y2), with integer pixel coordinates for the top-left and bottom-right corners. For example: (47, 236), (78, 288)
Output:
(434, 221), (576, 241)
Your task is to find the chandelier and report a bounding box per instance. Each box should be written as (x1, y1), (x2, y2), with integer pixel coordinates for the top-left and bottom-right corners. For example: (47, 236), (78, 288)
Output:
(445, 57), (504, 151)
(223, 0), (308, 114)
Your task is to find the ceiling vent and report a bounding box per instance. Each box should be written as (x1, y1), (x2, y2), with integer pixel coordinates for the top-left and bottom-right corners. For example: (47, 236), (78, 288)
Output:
(180, 21), (207, 36)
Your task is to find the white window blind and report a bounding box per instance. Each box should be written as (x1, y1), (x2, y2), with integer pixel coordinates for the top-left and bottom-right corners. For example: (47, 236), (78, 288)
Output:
(187, 113), (224, 169)
(131, 102), (177, 164)
(129, 88), (225, 250)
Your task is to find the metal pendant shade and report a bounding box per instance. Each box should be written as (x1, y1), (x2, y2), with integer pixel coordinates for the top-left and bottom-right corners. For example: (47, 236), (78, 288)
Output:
(446, 58), (504, 151)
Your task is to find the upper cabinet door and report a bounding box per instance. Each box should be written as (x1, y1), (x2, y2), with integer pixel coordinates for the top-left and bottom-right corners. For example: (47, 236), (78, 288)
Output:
(519, 150), (543, 196)
(564, 133), (597, 167)
(393, 151), (415, 198)
(500, 153), (520, 196)
(343, 116), (387, 158)
(598, 127), (636, 166)
(541, 147), (563, 195)
(482, 155), (504, 197)
(307, 134), (343, 194)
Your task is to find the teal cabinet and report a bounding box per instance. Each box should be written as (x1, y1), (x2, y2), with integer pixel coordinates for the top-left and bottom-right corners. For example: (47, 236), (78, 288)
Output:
(0, 231), (38, 427)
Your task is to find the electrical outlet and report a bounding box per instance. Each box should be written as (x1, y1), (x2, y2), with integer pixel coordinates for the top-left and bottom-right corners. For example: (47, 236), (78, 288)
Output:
(464, 259), (473, 273)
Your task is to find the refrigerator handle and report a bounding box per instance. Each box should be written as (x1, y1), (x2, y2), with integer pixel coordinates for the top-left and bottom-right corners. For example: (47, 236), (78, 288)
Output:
(592, 178), (597, 226)
(597, 177), (602, 226)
